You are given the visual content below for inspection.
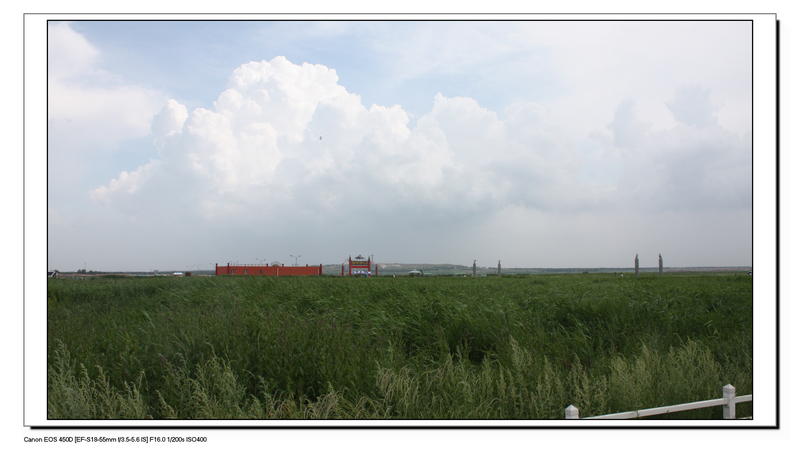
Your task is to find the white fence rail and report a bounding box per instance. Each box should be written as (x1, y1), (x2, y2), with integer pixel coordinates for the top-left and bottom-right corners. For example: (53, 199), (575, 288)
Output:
(565, 384), (752, 420)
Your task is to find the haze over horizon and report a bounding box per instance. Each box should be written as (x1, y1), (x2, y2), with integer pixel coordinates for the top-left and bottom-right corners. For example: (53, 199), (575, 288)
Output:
(47, 20), (754, 272)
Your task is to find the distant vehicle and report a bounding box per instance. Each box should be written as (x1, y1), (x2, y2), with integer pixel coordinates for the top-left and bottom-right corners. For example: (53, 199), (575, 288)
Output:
(173, 272), (184, 277)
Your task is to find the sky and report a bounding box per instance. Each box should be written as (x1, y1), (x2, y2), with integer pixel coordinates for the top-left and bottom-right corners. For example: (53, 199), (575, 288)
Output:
(46, 19), (754, 272)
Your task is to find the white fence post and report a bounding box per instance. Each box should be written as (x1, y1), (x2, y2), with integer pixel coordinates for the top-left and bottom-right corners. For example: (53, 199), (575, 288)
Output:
(565, 405), (579, 419)
(723, 384), (736, 419)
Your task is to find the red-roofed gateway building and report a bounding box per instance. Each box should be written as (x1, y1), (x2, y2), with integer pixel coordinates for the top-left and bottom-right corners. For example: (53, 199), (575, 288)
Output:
(342, 255), (377, 276)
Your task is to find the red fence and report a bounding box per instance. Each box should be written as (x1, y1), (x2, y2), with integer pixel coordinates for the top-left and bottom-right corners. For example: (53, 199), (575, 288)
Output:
(215, 263), (322, 276)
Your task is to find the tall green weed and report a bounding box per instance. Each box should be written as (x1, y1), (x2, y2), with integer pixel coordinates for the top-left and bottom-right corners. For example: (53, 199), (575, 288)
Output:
(47, 274), (752, 419)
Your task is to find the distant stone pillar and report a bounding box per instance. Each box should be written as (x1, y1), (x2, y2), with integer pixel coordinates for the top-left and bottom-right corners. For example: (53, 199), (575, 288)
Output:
(498, 260), (501, 278)
(635, 254), (639, 277)
(659, 254), (663, 276)
(473, 260), (476, 278)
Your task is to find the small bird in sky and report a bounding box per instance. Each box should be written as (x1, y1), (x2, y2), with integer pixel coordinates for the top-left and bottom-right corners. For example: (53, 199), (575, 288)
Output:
(319, 136), (323, 140)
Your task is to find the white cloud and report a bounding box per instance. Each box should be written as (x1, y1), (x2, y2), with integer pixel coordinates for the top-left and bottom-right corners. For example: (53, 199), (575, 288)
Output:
(47, 22), (99, 80)
(92, 56), (751, 235)
(47, 22), (168, 150)
(90, 160), (162, 206)
(607, 88), (751, 212)
(665, 83), (720, 128)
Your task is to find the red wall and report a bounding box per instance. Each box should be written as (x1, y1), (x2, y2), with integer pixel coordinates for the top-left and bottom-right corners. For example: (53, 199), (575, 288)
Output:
(215, 263), (322, 276)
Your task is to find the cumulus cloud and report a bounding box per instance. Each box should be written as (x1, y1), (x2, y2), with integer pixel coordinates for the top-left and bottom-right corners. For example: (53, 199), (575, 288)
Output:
(91, 57), (584, 229)
(92, 56), (751, 242)
(47, 22), (100, 80)
(48, 22), (168, 149)
(665, 83), (720, 128)
(607, 99), (653, 151)
(607, 86), (751, 212)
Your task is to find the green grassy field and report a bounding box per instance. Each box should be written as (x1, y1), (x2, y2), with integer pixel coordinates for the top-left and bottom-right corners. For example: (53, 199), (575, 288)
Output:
(47, 273), (752, 419)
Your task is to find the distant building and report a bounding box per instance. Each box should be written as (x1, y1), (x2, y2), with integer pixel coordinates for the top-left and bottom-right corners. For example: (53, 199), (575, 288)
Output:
(342, 255), (378, 277)
(343, 255), (377, 276)
(216, 262), (322, 276)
